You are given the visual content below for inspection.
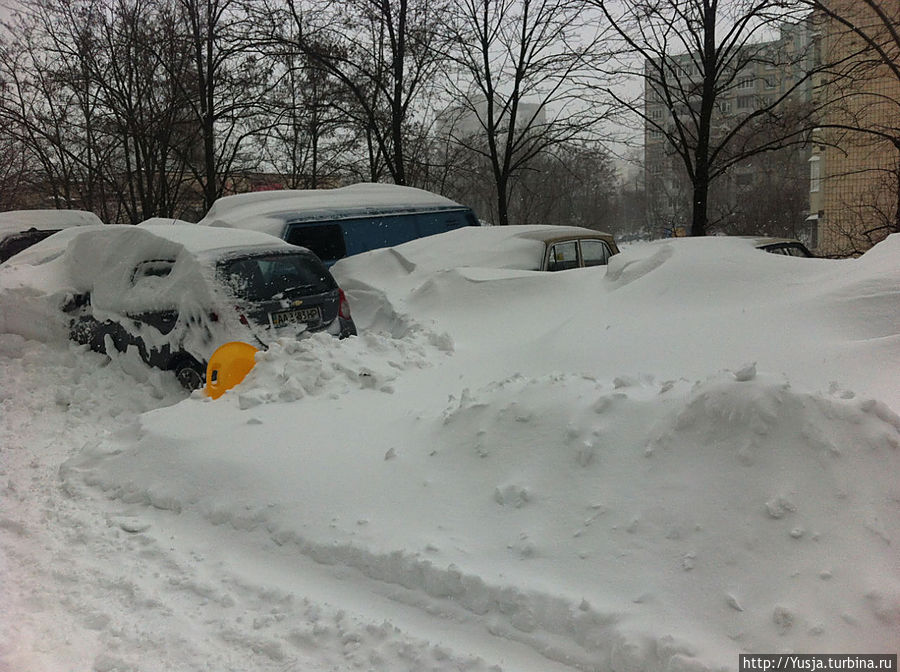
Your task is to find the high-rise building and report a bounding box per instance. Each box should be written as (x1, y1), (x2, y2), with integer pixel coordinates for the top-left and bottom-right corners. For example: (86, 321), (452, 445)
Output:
(809, 0), (900, 256)
(644, 18), (815, 239)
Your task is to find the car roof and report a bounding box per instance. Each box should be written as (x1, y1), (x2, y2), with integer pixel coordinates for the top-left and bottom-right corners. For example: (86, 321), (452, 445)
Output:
(135, 223), (300, 259)
(723, 235), (807, 247)
(0, 209), (103, 238)
(199, 183), (468, 235)
(508, 225), (617, 245)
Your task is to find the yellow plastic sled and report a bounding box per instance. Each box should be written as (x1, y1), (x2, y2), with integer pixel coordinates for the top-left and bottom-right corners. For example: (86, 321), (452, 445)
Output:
(206, 341), (259, 399)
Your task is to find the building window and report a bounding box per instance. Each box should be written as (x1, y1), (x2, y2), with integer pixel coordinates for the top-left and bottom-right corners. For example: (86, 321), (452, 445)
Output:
(809, 156), (821, 193)
(738, 76), (755, 90)
(737, 95), (755, 110)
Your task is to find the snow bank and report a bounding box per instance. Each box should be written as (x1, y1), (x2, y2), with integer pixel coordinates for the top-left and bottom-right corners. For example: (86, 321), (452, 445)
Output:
(52, 233), (900, 670)
(61, 364), (900, 669)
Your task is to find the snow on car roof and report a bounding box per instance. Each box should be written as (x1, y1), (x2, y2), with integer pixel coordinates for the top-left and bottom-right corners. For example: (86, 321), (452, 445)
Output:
(0, 209), (103, 238)
(135, 223), (296, 258)
(137, 216), (197, 227)
(507, 225), (616, 242)
(199, 183), (467, 237)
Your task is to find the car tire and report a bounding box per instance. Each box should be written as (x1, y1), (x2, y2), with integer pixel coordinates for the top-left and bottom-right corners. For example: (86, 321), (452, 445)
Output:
(169, 356), (205, 391)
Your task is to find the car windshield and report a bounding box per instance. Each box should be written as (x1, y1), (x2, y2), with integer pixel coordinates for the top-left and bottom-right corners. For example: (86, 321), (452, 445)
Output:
(221, 252), (335, 301)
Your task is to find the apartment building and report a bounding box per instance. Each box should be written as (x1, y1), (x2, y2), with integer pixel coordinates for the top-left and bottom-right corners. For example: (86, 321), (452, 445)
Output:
(810, 0), (900, 256)
(644, 18), (815, 239)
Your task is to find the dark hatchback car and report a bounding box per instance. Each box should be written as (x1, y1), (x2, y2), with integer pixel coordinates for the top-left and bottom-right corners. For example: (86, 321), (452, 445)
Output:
(60, 224), (355, 388)
(0, 209), (103, 263)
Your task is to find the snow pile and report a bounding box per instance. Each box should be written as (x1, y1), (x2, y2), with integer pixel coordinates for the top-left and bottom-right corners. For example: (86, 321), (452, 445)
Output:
(0, 225), (106, 343)
(60, 361), (900, 669)
(2, 232), (899, 671)
(229, 328), (451, 407)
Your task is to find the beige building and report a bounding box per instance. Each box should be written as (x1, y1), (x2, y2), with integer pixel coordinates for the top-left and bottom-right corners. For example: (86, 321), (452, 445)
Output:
(810, 0), (900, 256)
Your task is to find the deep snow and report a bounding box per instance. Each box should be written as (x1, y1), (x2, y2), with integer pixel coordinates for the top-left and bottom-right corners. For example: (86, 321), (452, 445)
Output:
(1, 232), (898, 671)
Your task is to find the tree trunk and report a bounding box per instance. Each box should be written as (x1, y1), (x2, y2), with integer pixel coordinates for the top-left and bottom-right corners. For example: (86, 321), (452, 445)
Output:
(691, 175), (709, 237)
(496, 172), (510, 226)
(690, 0), (717, 237)
(391, 0), (408, 186)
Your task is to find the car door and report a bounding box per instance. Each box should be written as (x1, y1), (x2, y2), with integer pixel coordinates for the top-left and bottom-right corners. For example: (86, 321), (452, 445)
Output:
(578, 238), (613, 267)
(545, 240), (579, 271)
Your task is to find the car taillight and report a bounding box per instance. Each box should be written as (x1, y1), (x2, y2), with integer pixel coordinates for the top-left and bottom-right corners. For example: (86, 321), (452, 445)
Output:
(338, 289), (352, 319)
(234, 306), (249, 325)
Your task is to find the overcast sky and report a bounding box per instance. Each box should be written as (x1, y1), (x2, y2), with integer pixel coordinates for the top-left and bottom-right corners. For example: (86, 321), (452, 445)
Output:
(0, 1), (15, 24)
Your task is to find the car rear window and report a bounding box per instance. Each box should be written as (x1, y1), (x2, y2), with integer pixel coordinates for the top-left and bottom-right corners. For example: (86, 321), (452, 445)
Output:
(0, 229), (60, 262)
(221, 253), (335, 301)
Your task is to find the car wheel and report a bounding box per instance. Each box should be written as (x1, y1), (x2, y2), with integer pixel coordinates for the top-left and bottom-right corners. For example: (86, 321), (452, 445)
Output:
(169, 357), (205, 391)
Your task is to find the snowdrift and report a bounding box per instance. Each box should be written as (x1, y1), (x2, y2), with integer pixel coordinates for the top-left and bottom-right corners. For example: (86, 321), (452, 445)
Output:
(54, 234), (900, 670)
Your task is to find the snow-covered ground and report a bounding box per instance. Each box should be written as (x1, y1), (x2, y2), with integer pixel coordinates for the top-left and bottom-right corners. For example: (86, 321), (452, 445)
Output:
(1, 232), (898, 671)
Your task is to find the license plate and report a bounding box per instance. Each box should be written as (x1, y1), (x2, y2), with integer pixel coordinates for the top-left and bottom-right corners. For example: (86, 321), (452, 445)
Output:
(270, 306), (321, 328)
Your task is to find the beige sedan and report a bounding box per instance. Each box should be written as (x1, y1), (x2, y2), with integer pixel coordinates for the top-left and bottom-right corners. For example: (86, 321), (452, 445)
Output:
(511, 226), (620, 271)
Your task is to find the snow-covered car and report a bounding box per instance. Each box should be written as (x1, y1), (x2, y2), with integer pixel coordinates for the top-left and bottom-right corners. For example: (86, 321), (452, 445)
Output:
(0, 223), (355, 388)
(751, 237), (814, 257)
(198, 183), (478, 266)
(0, 209), (103, 263)
(334, 224), (619, 280)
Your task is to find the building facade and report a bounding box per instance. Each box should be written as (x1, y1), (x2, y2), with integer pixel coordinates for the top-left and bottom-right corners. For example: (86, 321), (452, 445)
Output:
(644, 18), (816, 240)
(810, 0), (900, 256)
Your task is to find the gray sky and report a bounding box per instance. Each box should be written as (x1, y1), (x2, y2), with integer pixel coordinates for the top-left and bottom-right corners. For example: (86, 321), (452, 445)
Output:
(0, 0), (17, 22)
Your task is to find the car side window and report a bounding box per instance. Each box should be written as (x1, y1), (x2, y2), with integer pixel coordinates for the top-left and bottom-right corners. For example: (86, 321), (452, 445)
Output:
(579, 239), (611, 267)
(285, 223), (347, 263)
(546, 241), (579, 271)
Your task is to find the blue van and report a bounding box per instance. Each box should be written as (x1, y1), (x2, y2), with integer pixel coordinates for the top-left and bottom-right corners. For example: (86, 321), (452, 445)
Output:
(200, 183), (478, 265)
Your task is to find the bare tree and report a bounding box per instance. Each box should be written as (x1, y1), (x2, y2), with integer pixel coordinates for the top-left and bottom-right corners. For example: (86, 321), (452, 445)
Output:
(440, 0), (618, 226)
(251, 28), (364, 189)
(0, 0), (274, 221)
(263, 0), (452, 187)
(173, 0), (278, 213)
(0, 131), (31, 211)
(85, 0), (199, 222)
(594, 0), (822, 236)
(0, 0), (103, 212)
(509, 141), (619, 229)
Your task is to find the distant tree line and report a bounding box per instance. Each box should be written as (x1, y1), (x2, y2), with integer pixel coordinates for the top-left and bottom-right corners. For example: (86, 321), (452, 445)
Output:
(0, 0), (897, 248)
(0, 0), (625, 230)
